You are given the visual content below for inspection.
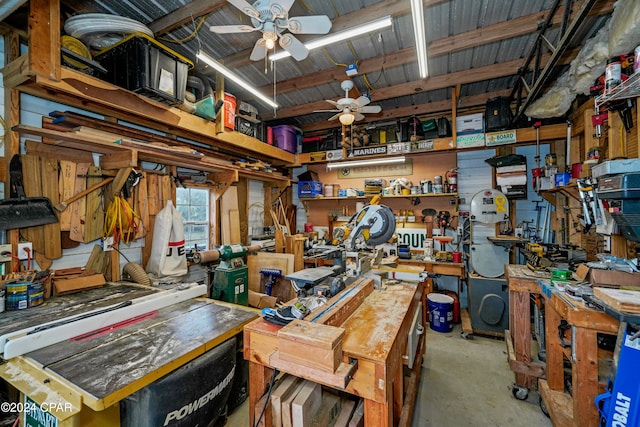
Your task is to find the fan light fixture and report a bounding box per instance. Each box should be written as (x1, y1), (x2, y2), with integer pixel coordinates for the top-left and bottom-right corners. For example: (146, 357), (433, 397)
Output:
(411, 0), (429, 78)
(196, 50), (278, 108)
(269, 15), (393, 61)
(339, 111), (355, 125)
(327, 156), (406, 170)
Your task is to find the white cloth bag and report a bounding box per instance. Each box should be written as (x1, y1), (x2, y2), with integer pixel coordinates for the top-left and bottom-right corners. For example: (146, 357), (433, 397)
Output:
(145, 200), (188, 281)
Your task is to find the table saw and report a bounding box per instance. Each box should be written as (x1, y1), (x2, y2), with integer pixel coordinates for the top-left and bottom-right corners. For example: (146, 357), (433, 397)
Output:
(0, 282), (258, 426)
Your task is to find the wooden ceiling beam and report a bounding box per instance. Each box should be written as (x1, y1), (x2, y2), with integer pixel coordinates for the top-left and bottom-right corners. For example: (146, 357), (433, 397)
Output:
(148, 0), (227, 35)
(256, 0), (613, 97)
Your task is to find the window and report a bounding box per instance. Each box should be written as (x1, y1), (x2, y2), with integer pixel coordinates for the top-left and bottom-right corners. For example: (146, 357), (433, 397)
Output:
(176, 187), (209, 250)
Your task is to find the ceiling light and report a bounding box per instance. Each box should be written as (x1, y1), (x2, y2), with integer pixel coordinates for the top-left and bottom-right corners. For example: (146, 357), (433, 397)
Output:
(327, 156), (406, 170)
(196, 50), (278, 108)
(339, 111), (355, 126)
(411, 0), (429, 78)
(269, 15), (393, 61)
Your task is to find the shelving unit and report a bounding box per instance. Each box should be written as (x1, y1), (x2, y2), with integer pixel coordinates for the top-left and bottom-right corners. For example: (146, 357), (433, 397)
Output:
(595, 71), (640, 108)
(300, 192), (458, 201)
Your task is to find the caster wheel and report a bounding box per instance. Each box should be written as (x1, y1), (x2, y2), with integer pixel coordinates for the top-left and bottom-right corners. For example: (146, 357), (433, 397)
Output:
(539, 396), (550, 417)
(460, 332), (473, 340)
(512, 386), (529, 401)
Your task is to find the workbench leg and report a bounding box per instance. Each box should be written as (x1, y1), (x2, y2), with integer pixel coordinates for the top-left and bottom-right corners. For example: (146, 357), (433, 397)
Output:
(249, 361), (274, 427)
(545, 305), (564, 391)
(364, 398), (393, 427)
(393, 362), (404, 423)
(572, 328), (600, 427)
(510, 290), (534, 389)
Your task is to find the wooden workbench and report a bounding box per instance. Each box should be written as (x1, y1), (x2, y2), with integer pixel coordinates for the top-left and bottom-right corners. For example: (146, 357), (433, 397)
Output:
(0, 283), (258, 425)
(244, 278), (424, 427)
(504, 264), (547, 392)
(539, 279), (619, 427)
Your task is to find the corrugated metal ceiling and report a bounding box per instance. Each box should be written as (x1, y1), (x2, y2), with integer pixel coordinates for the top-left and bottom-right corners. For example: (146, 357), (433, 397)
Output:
(51, 0), (615, 132)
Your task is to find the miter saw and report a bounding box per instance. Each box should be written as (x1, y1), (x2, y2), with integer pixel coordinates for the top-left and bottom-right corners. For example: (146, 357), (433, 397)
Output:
(332, 196), (396, 279)
(332, 195), (396, 251)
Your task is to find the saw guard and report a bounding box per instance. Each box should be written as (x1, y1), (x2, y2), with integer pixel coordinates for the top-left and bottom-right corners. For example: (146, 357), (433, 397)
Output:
(345, 204), (396, 250)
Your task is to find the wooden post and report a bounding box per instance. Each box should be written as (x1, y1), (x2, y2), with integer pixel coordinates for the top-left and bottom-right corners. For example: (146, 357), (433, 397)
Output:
(28, 0), (60, 81)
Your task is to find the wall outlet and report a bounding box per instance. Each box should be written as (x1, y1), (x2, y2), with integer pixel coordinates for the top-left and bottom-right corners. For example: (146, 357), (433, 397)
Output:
(103, 236), (115, 251)
(0, 244), (12, 262)
(17, 242), (33, 260)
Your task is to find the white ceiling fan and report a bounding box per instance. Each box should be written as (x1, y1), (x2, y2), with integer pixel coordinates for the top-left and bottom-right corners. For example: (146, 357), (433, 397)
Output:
(315, 80), (382, 125)
(210, 0), (332, 61)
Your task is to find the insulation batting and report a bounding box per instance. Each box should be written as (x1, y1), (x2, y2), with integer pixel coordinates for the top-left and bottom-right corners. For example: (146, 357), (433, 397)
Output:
(526, 0), (639, 118)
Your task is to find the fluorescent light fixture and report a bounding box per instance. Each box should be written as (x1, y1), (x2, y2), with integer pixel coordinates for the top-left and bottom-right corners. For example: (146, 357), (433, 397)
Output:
(327, 156), (406, 170)
(196, 50), (278, 108)
(269, 15), (393, 61)
(411, 0), (429, 78)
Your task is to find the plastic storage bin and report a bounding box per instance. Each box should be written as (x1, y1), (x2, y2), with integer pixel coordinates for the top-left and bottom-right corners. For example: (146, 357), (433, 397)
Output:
(272, 125), (298, 153)
(94, 32), (193, 105)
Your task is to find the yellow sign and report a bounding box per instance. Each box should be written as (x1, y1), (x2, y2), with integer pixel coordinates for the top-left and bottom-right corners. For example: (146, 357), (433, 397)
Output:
(495, 194), (507, 212)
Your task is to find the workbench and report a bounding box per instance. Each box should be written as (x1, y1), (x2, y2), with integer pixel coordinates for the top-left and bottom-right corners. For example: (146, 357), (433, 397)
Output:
(244, 278), (425, 427)
(0, 283), (258, 426)
(538, 279), (618, 427)
(504, 264), (546, 394)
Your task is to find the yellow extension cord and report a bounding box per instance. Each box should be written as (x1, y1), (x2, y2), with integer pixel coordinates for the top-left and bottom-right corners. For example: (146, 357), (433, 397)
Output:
(104, 196), (140, 244)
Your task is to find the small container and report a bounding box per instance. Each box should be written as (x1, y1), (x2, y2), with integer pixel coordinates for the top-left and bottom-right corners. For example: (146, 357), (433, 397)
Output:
(545, 153), (557, 166)
(605, 57), (622, 92)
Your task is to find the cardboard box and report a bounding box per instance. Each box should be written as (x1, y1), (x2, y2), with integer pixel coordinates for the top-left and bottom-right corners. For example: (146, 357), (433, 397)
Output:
(52, 272), (107, 296)
(248, 289), (277, 309)
(456, 113), (484, 135)
(576, 264), (640, 289)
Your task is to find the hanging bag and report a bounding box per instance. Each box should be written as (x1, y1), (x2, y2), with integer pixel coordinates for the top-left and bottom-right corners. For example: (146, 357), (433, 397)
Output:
(145, 200), (188, 281)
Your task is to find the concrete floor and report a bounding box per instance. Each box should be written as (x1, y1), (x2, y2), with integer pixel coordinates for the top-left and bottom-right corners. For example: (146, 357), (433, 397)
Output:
(225, 324), (552, 427)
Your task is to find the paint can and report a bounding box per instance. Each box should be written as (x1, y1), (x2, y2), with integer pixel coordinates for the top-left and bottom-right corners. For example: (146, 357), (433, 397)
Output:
(434, 175), (443, 185)
(28, 282), (44, 307)
(323, 184), (334, 197)
(433, 184), (443, 193)
(605, 57), (622, 92)
(452, 251), (462, 263)
(427, 293), (454, 333)
(6, 282), (28, 311)
(410, 186), (420, 195)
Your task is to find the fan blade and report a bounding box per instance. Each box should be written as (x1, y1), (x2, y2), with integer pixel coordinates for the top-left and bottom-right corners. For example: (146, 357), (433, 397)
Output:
(279, 33), (308, 61)
(287, 16), (332, 34)
(313, 109), (341, 113)
(271, 0), (295, 18)
(353, 95), (371, 107)
(210, 24), (258, 34)
(250, 38), (268, 61)
(328, 112), (342, 121)
(226, 0), (261, 19)
(354, 112), (365, 121)
(359, 105), (382, 114)
(325, 100), (341, 107)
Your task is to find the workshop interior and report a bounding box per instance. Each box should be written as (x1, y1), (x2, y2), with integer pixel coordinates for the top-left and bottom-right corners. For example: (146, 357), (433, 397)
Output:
(0, 0), (640, 426)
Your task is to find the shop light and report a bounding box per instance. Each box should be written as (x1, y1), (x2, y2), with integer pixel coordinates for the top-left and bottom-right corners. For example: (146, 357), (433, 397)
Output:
(327, 156), (406, 170)
(196, 50), (278, 108)
(269, 15), (393, 61)
(411, 0), (429, 78)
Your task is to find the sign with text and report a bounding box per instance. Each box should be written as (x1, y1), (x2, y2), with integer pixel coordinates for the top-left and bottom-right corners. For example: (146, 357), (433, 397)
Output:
(337, 158), (413, 179)
(395, 227), (427, 251)
(410, 139), (435, 153)
(347, 145), (387, 157)
(456, 133), (485, 148)
(485, 129), (517, 146)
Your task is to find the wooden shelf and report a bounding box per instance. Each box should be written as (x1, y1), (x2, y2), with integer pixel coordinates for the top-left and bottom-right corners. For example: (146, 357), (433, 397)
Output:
(301, 193), (457, 201)
(539, 182), (579, 203)
(10, 61), (296, 167)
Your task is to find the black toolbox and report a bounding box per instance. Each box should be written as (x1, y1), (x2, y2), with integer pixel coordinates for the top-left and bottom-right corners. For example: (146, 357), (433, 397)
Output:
(94, 32), (193, 105)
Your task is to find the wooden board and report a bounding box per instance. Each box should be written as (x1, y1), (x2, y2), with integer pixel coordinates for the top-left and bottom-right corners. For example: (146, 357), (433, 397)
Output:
(84, 165), (104, 242)
(282, 379), (306, 427)
(247, 252), (295, 303)
(57, 160), (76, 230)
(310, 392), (342, 427)
(271, 375), (302, 427)
(594, 287), (640, 313)
(278, 320), (345, 373)
(70, 163), (90, 243)
(220, 186), (239, 244)
(229, 209), (241, 243)
(348, 399), (365, 427)
(40, 157), (62, 259)
(334, 398), (356, 427)
(20, 154), (46, 253)
(291, 380), (322, 427)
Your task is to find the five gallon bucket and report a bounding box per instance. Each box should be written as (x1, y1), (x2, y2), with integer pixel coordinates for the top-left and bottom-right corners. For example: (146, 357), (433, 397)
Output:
(428, 293), (454, 333)
(214, 92), (236, 129)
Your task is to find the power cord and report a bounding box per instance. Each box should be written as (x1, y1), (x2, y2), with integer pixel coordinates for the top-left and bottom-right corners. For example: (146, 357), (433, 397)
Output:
(254, 368), (279, 427)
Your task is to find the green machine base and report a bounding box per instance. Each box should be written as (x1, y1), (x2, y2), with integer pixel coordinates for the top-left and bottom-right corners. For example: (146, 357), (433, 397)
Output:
(211, 258), (248, 306)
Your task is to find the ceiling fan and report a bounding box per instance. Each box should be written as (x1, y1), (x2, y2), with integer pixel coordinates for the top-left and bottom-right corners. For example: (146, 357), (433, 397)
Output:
(315, 80), (382, 125)
(210, 0), (332, 61)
